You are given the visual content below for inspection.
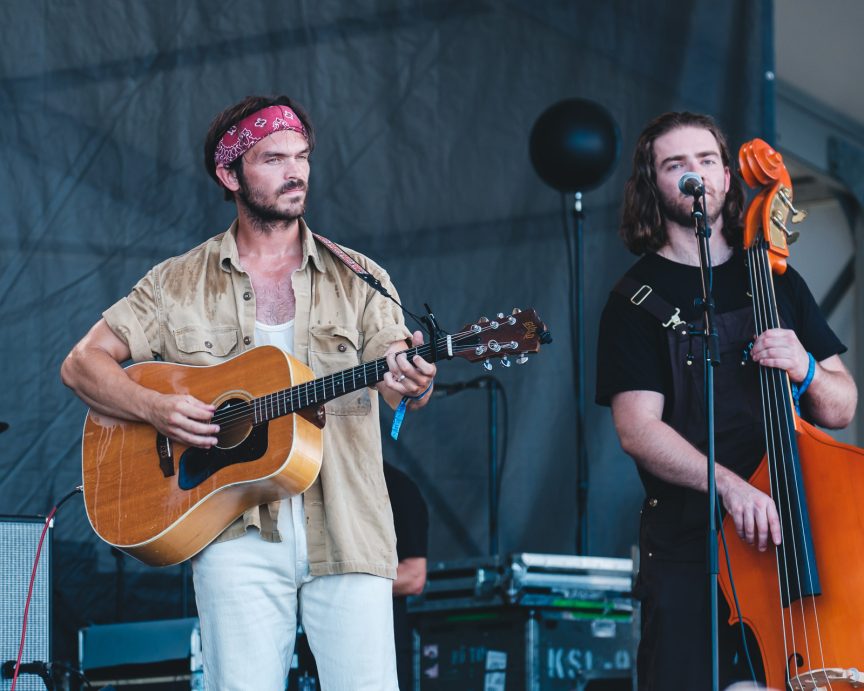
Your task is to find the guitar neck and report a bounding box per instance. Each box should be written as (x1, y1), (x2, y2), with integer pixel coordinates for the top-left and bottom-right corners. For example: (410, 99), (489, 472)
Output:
(254, 338), (449, 424)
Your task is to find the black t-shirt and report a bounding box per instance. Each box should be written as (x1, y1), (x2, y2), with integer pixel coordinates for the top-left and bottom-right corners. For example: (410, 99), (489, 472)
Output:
(596, 251), (845, 561)
(596, 251), (845, 407)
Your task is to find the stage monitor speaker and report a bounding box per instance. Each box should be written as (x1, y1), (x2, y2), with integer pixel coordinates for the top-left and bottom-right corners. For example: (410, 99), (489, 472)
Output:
(0, 515), (52, 691)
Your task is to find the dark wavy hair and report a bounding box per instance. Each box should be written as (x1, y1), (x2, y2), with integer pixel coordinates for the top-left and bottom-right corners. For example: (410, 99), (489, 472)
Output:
(203, 95), (315, 201)
(619, 111), (745, 255)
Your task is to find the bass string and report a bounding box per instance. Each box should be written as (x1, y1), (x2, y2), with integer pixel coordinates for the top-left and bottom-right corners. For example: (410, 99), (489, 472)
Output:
(753, 245), (821, 687)
(756, 245), (832, 690)
(747, 243), (795, 672)
(750, 245), (830, 688)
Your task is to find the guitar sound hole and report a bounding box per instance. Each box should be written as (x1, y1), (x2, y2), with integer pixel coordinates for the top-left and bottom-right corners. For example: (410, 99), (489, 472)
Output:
(214, 397), (254, 449)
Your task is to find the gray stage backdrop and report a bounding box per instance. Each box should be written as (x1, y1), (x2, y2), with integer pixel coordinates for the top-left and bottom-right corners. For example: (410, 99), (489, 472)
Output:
(0, 0), (765, 661)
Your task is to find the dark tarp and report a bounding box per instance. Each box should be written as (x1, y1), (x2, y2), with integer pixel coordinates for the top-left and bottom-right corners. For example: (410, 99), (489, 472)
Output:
(0, 0), (766, 664)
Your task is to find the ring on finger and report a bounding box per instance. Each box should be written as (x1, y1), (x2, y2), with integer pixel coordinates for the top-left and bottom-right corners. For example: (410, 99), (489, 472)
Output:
(397, 374), (406, 382)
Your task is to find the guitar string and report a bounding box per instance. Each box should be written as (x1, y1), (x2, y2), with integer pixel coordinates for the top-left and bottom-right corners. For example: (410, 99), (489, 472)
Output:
(211, 341), (494, 432)
(229, 316), (530, 426)
(208, 321), (523, 429)
(208, 335), (478, 429)
(756, 246), (830, 689)
(752, 245), (827, 689)
(209, 337), (449, 427)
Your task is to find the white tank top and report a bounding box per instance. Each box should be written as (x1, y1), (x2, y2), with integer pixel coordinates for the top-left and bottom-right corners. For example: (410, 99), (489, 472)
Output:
(254, 319), (295, 356)
(253, 319), (305, 545)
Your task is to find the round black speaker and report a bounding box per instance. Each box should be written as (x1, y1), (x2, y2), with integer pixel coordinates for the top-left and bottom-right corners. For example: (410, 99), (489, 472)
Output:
(529, 98), (620, 192)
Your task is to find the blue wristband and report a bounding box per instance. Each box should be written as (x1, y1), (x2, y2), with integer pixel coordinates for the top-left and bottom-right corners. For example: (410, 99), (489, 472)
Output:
(390, 382), (434, 440)
(791, 352), (815, 414)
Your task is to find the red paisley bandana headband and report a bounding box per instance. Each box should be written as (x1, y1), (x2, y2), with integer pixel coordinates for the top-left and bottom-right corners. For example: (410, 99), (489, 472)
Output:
(214, 105), (308, 167)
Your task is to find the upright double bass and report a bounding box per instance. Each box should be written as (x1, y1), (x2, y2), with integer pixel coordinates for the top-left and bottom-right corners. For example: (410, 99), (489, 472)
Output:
(718, 139), (864, 690)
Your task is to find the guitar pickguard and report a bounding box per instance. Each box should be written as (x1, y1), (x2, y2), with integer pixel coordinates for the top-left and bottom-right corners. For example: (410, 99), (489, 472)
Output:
(177, 422), (270, 490)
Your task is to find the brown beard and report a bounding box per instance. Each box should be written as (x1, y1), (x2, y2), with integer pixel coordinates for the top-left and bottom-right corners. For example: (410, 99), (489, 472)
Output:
(658, 190), (724, 232)
(236, 169), (307, 227)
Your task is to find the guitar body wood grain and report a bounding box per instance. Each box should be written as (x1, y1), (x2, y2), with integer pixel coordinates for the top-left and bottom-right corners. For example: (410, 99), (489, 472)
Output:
(81, 346), (323, 567)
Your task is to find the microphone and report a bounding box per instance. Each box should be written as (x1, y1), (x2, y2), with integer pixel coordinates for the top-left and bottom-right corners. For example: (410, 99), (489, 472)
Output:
(678, 172), (704, 197)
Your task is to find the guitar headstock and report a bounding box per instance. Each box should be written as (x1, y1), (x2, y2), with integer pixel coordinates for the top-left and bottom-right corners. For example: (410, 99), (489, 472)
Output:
(451, 308), (551, 367)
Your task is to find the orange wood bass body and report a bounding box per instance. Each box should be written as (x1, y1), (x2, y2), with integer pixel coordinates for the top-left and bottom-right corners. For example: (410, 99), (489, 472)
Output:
(719, 421), (864, 688)
(81, 309), (550, 567)
(718, 140), (864, 689)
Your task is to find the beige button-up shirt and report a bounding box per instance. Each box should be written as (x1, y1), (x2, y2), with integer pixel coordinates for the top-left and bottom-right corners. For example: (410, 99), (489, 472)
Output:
(103, 220), (411, 578)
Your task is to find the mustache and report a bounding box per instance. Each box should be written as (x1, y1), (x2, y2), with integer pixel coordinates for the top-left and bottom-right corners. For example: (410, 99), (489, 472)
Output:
(279, 179), (307, 194)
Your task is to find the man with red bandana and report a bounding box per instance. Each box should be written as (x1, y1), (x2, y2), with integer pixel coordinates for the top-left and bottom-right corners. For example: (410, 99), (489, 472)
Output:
(62, 95), (436, 690)
(595, 112), (857, 689)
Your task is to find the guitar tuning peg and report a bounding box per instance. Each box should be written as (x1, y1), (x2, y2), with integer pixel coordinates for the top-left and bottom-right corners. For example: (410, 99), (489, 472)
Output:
(478, 316), (490, 324)
(516, 354), (529, 365)
(483, 360), (493, 371)
(500, 355), (511, 368)
(511, 307), (521, 315)
(497, 312), (505, 319)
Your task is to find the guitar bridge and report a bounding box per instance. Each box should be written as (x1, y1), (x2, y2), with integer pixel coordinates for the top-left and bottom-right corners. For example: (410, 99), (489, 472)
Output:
(156, 434), (175, 477)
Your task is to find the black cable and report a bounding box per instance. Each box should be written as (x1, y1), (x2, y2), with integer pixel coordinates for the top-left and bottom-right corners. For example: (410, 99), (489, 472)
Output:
(717, 501), (760, 684)
(49, 661), (94, 690)
(55, 486), (83, 512)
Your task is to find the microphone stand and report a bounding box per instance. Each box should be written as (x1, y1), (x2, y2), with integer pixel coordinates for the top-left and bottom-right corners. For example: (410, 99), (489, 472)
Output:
(572, 192), (589, 555)
(690, 192), (721, 691)
(434, 377), (502, 556)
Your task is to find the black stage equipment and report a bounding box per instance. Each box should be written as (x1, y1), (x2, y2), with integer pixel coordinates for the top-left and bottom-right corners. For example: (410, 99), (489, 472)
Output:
(78, 618), (203, 689)
(409, 553), (637, 690)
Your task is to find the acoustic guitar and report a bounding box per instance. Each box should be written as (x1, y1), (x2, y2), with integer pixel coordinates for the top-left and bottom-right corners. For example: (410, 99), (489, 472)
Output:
(82, 308), (550, 567)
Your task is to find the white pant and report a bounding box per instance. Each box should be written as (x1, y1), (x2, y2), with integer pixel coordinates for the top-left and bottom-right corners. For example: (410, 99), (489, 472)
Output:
(192, 497), (399, 690)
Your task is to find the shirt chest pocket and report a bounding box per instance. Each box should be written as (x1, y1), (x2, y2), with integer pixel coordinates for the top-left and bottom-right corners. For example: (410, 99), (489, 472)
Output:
(309, 324), (371, 416)
(173, 325), (240, 364)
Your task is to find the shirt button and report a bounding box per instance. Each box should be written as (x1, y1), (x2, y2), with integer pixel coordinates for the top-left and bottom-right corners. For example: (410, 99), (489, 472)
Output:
(243, 336), (251, 345)
(648, 498), (658, 507)
(243, 291), (252, 301)
(338, 344), (347, 352)
(204, 340), (213, 349)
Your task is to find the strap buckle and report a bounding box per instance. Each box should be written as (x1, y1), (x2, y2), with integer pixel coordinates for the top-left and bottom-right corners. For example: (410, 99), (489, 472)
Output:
(630, 285), (652, 305)
(662, 308), (685, 331)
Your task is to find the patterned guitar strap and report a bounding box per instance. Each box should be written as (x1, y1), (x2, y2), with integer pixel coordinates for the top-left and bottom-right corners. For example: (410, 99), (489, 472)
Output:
(311, 232), (394, 299)
(311, 232), (424, 440)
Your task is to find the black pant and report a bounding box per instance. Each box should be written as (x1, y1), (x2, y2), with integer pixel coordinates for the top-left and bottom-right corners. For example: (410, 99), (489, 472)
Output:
(635, 557), (755, 691)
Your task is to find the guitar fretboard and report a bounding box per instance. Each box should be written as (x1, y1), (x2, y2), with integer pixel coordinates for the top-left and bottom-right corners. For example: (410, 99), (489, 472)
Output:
(252, 340), (443, 424)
